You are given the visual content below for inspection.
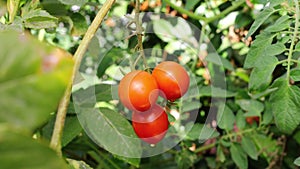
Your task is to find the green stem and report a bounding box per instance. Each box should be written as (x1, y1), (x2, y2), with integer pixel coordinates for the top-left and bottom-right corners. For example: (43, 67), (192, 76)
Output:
(286, 0), (300, 84)
(7, 0), (20, 23)
(50, 0), (115, 156)
(133, 0), (148, 70)
(164, 0), (244, 24)
(194, 142), (217, 153)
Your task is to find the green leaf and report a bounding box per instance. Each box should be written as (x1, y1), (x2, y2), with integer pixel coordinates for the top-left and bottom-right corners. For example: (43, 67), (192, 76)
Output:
(236, 110), (246, 129)
(185, 0), (200, 10)
(94, 84), (113, 102)
(181, 101), (202, 112)
(241, 136), (258, 160)
(217, 145), (226, 163)
(246, 7), (276, 39)
(175, 149), (197, 169)
(248, 56), (278, 91)
(235, 13), (253, 29)
(199, 86), (236, 98)
(264, 43), (286, 56)
(0, 130), (68, 169)
(295, 42), (300, 52)
(22, 9), (58, 29)
(269, 0), (285, 7)
(205, 53), (234, 71)
(262, 102), (273, 125)
(251, 133), (280, 162)
(217, 104), (235, 130)
(96, 48), (117, 78)
(265, 15), (291, 32)
(61, 116), (82, 147)
(236, 99), (264, 117)
(293, 131), (300, 144)
(70, 13), (88, 36)
(294, 157), (300, 166)
(58, 0), (87, 6)
(67, 159), (93, 169)
(75, 107), (142, 157)
(230, 143), (248, 169)
(269, 78), (300, 134)
(290, 69), (300, 81)
(7, 0), (20, 22)
(153, 18), (196, 44)
(0, 31), (73, 130)
(186, 123), (219, 141)
(244, 32), (274, 68)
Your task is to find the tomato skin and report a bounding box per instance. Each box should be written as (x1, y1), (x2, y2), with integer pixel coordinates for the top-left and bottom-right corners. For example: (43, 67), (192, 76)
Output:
(246, 116), (260, 125)
(132, 104), (169, 144)
(118, 70), (159, 111)
(152, 61), (190, 101)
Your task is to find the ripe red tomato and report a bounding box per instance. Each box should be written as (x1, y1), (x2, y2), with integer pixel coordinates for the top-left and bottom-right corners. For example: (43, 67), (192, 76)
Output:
(246, 116), (260, 125)
(152, 61), (190, 101)
(118, 70), (159, 111)
(132, 104), (169, 144)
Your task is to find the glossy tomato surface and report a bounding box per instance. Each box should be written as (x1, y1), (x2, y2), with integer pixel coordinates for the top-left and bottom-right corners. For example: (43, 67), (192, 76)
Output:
(118, 70), (159, 111)
(132, 104), (169, 144)
(152, 61), (190, 101)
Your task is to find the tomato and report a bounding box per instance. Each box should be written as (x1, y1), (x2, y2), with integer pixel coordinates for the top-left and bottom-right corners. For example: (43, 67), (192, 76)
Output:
(132, 104), (169, 144)
(118, 70), (159, 111)
(152, 61), (190, 101)
(246, 116), (260, 125)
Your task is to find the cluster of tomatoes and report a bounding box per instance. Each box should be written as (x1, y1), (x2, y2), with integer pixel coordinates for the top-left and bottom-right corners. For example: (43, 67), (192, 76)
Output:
(118, 61), (190, 144)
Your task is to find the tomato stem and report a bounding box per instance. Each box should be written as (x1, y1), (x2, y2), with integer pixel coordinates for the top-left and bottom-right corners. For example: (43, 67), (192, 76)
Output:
(132, 0), (149, 71)
(286, 0), (299, 84)
(50, 0), (116, 156)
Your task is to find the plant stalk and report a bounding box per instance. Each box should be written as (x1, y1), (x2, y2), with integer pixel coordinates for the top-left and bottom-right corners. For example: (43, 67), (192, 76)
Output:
(164, 0), (244, 24)
(286, 0), (299, 84)
(50, 0), (115, 156)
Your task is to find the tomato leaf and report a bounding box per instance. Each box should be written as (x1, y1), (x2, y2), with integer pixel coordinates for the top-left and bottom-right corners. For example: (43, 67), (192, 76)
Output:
(265, 15), (291, 32)
(290, 69), (300, 81)
(67, 159), (93, 169)
(236, 99), (264, 117)
(236, 110), (246, 129)
(73, 100), (142, 158)
(244, 32), (274, 68)
(58, 0), (87, 6)
(241, 136), (258, 160)
(264, 43), (286, 56)
(0, 31), (73, 130)
(249, 56), (278, 91)
(294, 157), (300, 166)
(217, 104), (235, 130)
(22, 9), (58, 29)
(0, 130), (68, 169)
(205, 53), (234, 71)
(217, 145), (226, 163)
(269, 78), (300, 134)
(246, 7), (276, 39)
(230, 143), (248, 169)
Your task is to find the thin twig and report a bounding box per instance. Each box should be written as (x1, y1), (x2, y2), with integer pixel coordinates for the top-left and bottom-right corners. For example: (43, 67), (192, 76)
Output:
(133, 0), (148, 70)
(50, 0), (116, 156)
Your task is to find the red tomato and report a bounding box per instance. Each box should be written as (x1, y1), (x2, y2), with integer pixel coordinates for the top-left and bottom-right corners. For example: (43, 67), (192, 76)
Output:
(132, 104), (169, 144)
(118, 70), (159, 111)
(246, 116), (260, 125)
(152, 61), (190, 101)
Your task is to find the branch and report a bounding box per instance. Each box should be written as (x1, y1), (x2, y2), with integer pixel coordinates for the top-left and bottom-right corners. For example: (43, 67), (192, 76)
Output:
(286, 0), (299, 83)
(50, 0), (116, 156)
(163, 0), (244, 24)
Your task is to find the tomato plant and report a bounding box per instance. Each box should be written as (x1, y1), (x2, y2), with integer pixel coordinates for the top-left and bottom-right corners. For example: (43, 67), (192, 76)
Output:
(118, 70), (159, 111)
(152, 61), (190, 101)
(2, 0), (300, 169)
(132, 104), (169, 144)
